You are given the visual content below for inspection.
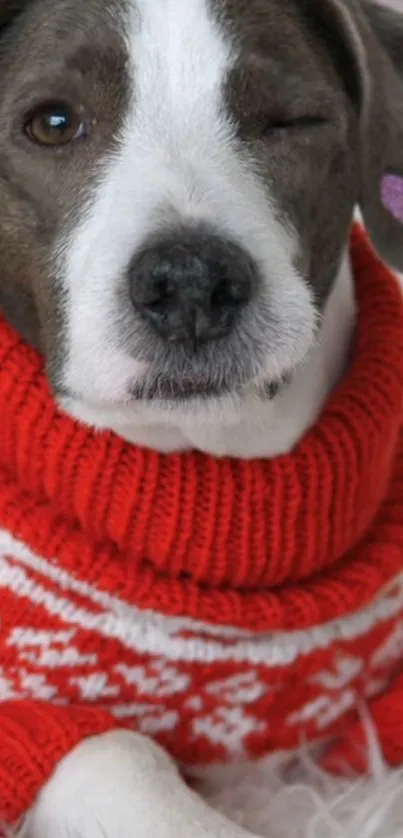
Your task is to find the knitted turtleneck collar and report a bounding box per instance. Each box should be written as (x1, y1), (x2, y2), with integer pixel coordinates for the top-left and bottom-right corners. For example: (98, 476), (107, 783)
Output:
(1, 226), (403, 635)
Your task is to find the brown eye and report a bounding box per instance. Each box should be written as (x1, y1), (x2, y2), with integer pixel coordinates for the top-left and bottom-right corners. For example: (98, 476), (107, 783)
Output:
(24, 102), (86, 147)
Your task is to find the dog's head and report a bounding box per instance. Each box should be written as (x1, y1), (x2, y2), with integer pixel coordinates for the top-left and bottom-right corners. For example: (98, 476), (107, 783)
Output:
(0, 0), (402, 432)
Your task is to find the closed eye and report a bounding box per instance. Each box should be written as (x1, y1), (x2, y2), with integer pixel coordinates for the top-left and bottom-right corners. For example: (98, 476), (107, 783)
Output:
(262, 115), (328, 135)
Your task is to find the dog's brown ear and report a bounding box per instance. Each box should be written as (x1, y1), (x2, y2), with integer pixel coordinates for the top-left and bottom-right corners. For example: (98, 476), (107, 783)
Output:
(323, 0), (403, 270)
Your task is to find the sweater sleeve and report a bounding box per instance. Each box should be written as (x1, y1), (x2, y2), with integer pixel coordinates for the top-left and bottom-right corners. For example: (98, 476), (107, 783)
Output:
(0, 700), (124, 827)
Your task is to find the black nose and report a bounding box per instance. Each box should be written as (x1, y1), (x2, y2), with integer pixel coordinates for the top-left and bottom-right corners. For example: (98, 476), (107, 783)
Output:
(129, 230), (255, 346)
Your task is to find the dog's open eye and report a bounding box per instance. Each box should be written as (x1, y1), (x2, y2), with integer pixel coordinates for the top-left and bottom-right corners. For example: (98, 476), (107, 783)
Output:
(23, 102), (87, 147)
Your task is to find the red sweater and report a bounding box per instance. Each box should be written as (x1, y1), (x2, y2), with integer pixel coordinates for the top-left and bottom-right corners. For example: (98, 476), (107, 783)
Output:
(1, 227), (403, 825)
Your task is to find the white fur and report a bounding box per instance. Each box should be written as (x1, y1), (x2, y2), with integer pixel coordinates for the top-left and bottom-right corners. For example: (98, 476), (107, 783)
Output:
(59, 0), (318, 456)
(22, 726), (403, 838)
(198, 723), (403, 838)
(22, 731), (261, 838)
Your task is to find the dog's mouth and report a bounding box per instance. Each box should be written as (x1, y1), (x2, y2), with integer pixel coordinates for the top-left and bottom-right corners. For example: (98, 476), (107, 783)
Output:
(128, 375), (283, 403)
(129, 376), (233, 402)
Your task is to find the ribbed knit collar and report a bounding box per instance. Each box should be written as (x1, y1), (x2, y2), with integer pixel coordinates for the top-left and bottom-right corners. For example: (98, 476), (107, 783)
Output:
(1, 226), (403, 634)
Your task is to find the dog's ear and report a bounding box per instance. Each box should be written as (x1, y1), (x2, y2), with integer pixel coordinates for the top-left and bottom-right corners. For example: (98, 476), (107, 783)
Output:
(362, 2), (403, 78)
(319, 0), (403, 270)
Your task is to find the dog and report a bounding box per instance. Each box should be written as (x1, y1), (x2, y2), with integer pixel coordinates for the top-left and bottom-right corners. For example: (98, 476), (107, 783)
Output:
(0, 0), (403, 836)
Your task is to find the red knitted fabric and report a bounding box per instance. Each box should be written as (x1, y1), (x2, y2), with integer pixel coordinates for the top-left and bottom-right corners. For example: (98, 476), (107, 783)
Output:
(0, 226), (403, 824)
(0, 703), (119, 824)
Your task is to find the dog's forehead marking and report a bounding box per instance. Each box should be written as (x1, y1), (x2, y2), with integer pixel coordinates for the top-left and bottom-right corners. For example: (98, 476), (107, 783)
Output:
(126, 0), (234, 136)
(64, 0), (241, 283)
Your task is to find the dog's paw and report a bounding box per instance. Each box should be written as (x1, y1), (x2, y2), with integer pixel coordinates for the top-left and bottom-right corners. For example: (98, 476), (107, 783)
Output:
(19, 730), (260, 838)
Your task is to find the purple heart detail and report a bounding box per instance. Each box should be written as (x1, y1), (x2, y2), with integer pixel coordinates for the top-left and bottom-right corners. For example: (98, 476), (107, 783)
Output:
(381, 173), (403, 223)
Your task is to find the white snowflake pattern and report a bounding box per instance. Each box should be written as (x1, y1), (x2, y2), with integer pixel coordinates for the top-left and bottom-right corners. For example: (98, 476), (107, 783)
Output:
(193, 706), (265, 754)
(309, 654), (363, 690)
(287, 690), (356, 730)
(70, 672), (120, 701)
(0, 665), (58, 702)
(111, 701), (179, 733)
(116, 660), (190, 698)
(206, 671), (267, 705)
(7, 627), (97, 667)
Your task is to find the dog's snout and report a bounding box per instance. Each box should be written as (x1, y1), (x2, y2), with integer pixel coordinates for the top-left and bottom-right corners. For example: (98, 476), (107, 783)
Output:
(129, 231), (255, 346)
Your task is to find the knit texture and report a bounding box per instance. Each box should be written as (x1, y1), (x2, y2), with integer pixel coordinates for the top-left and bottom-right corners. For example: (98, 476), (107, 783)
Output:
(0, 703), (119, 824)
(1, 226), (403, 824)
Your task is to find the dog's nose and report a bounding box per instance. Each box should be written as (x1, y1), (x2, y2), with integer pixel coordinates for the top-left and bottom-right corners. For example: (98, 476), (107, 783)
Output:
(129, 231), (255, 345)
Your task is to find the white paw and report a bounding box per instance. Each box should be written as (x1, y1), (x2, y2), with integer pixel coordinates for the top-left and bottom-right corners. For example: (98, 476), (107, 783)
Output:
(20, 730), (260, 838)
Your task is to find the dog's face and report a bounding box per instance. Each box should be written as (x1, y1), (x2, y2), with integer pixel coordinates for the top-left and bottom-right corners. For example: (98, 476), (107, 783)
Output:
(0, 0), (402, 432)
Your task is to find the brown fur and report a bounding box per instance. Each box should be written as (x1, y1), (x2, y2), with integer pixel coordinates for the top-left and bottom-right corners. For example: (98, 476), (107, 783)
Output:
(0, 0), (128, 367)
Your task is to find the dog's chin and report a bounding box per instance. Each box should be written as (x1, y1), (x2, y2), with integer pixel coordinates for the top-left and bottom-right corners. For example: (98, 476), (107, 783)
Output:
(59, 373), (288, 437)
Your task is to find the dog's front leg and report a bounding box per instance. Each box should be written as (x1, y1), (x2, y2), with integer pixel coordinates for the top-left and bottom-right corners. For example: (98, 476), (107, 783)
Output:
(21, 730), (259, 838)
